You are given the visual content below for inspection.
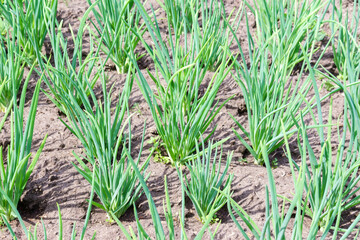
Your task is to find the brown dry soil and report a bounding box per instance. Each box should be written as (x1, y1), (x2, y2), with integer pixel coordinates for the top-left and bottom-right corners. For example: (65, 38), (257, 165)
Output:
(0, 0), (357, 239)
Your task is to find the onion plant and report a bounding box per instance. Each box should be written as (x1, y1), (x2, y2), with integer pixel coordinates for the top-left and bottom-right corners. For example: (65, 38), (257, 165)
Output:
(158, 0), (243, 71)
(313, 26), (360, 236)
(231, 43), (313, 164)
(220, 117), (360, 239)
(246, 0), (330, 72)
(229, 2), (331, 164)
(37, 5), (101, 115)
(57, 65), (149, 220)
(0, 75), (47, 223)
(222, 136), (360, 239)
(223, 55), (360, 238)
(112, 149), (219, 239)
(199, 0), (243, 71)
(0, 0), (58, 63)
(221, 142), (309, 239)
(157, 0), (194, 33)
(290, 107), (360, 236)
(179, 140), (233, 223)
(330, 0), (360, 81)
(131, 0), (234, 165)
(319, 18), (360, 142)
(87, 0), (146, 74)
(0, 34), (25, 112)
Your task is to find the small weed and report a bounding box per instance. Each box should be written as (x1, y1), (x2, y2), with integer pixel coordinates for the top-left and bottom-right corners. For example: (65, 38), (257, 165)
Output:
(323, 79), (336, 91)
(239, 158), (248, 164)
(147, 136), (171, 165)
(194, 214), (220, 224)
(130, 103), (142, 116)
(0, 18), (9, 36)
(271, 158), (279, 169)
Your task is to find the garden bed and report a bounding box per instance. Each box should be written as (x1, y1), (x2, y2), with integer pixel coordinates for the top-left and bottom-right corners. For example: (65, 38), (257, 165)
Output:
(0, 0), (358, 239)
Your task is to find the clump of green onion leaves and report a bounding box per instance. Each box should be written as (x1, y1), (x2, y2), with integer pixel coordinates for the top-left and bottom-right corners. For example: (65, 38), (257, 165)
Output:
(230, 42), (313, 164)
(289, 105), (360, 236)
(313, 23), (360, 236)
(179, 140), (233, 223)
(158, 0), (243, 71)
(0, 34), (25, 112)
(38, 5), (101, 115)
(330, 0), (360, 81)
(131, 0), (234, 165)
(58, 65), (149, 220)
(111, 150), (220, 239)
(157, 0), (193, 33)
(0, 75), (47, 223)
(229, 1), (331, 164)
(0, 0), (58, 64)
(221, 56), (360, 238)
(246, 0), (329, 72)
(198, 0), (243, 71)
(220, 118), (360, 239)
(87, 0), (146, 74)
